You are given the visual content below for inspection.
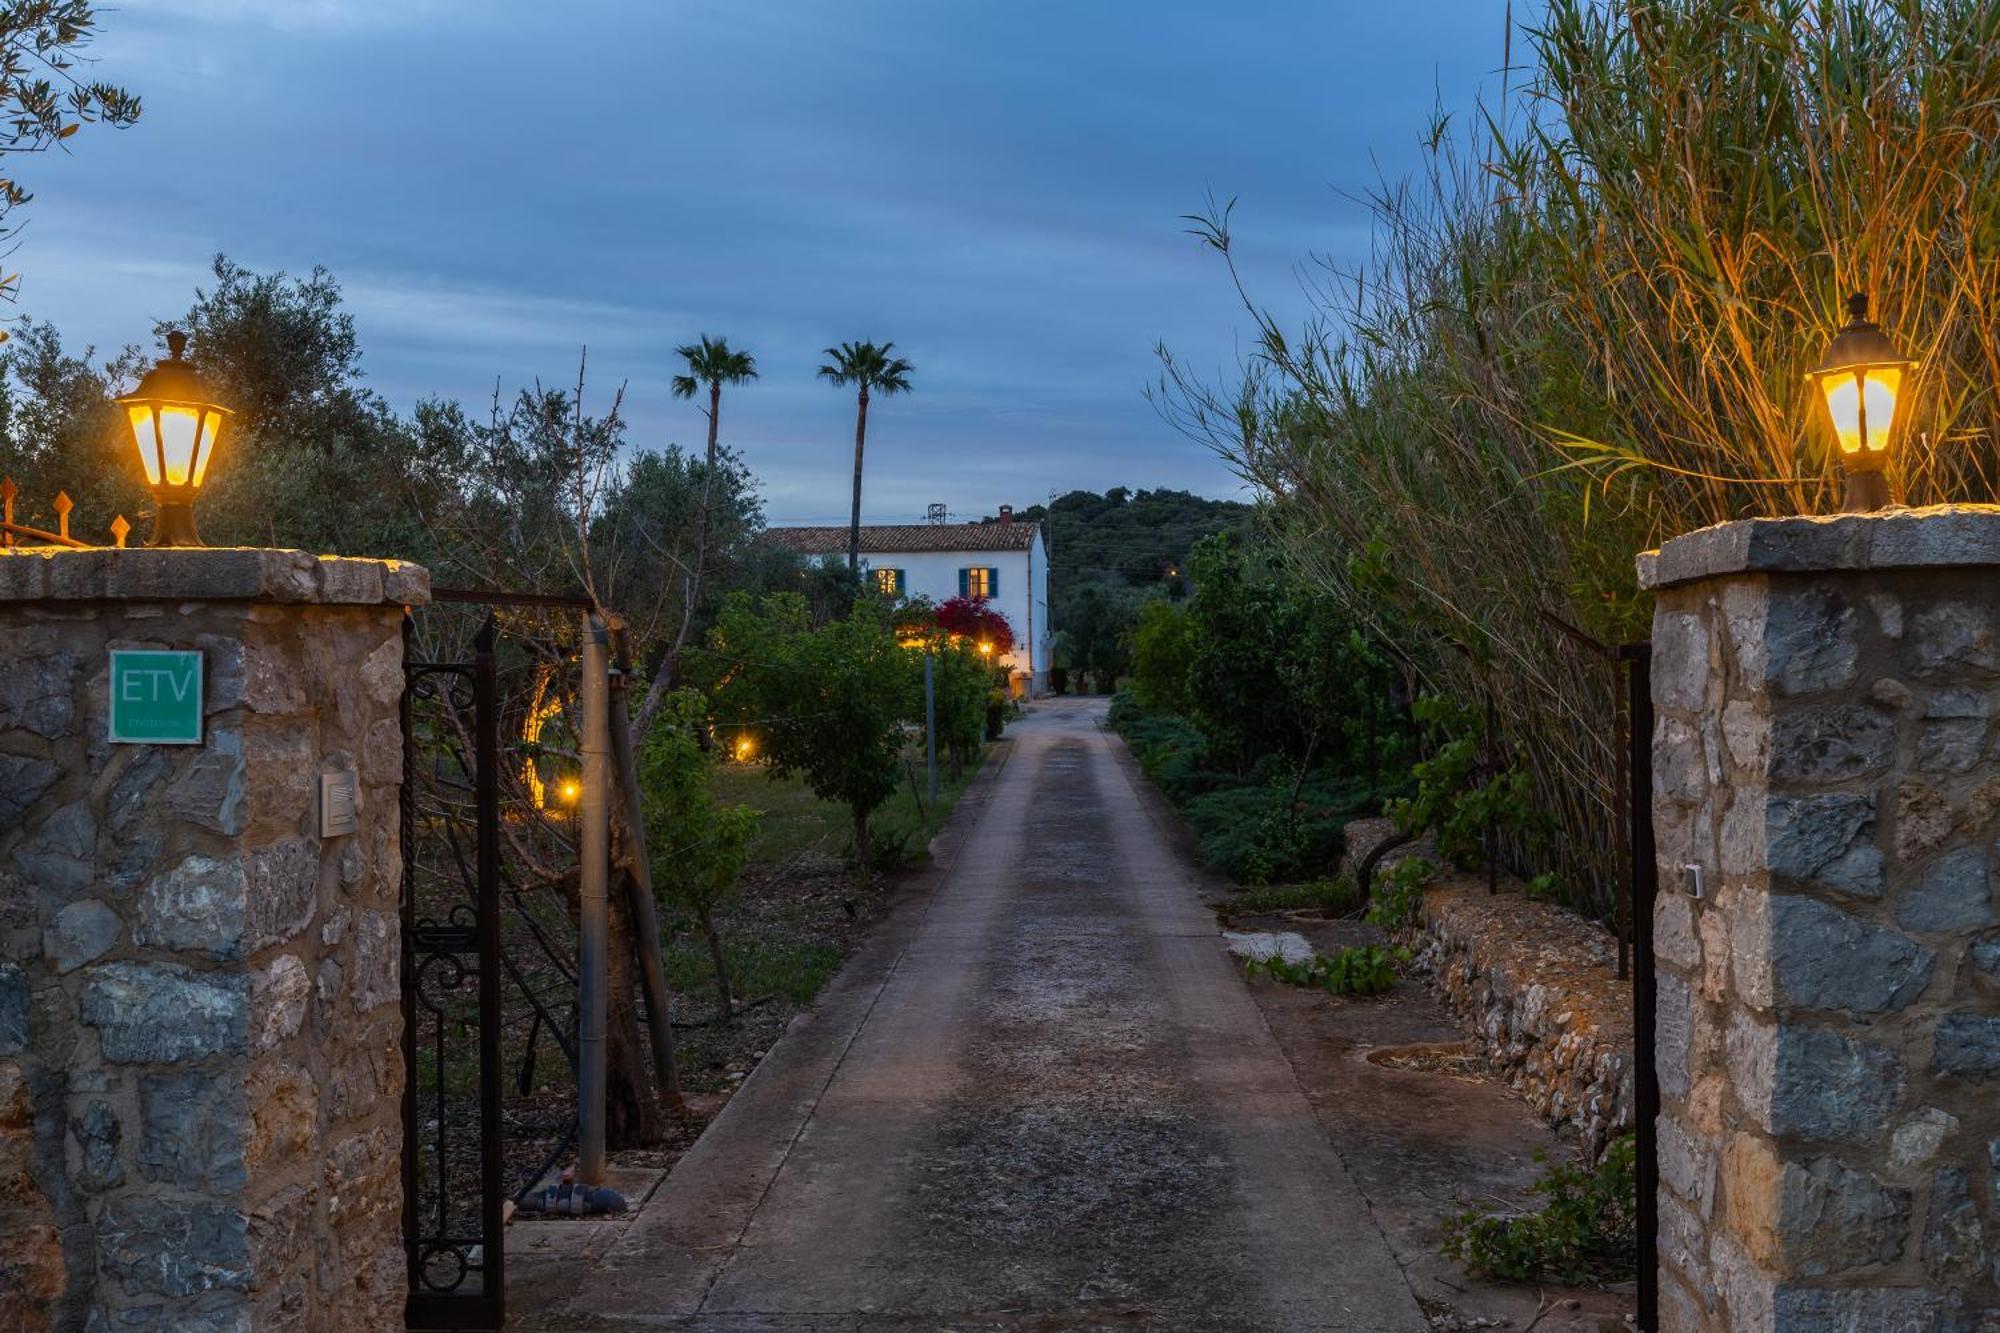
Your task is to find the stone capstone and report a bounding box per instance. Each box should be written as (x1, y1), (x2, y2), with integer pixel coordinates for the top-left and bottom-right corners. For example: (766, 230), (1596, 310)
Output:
(79, 962), (245, 1063)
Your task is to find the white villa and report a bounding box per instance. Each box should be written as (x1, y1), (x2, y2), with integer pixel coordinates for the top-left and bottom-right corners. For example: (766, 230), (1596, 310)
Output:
(766, 511), (1053, 696)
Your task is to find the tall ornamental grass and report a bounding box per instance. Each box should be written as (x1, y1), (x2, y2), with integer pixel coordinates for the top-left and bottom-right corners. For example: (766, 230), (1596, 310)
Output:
(1162, 0), (2000, 915)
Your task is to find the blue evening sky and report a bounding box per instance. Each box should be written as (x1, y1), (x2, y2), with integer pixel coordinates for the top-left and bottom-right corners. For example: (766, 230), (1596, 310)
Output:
(21, 1), (1511, 523)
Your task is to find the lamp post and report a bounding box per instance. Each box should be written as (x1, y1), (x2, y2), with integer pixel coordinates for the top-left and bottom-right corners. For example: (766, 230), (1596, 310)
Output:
(1807, 293), (1917, 514)
(117, 330), (231, 547)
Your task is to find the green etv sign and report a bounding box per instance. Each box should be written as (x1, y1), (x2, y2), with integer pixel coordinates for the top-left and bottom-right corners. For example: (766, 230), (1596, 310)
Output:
(108, 650), (204, 745)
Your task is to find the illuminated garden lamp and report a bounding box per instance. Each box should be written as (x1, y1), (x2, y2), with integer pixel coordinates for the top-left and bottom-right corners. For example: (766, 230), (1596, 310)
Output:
(734, 735), (756, 763)
(117, 331), (232, 547)
(559, 778), (582, 807)
(1808, 293), (1917, 513)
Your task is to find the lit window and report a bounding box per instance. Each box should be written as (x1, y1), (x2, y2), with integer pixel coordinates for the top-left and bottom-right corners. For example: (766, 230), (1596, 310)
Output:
(962, 566), (996, 598)
(874, 567), (905, 595)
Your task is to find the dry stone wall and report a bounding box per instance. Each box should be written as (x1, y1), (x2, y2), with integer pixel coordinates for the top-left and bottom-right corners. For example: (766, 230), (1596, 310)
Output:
(0, 548), (426, 1331)
(1412, 881), (1635, 1161)
(1645, 509), (2000, 1331)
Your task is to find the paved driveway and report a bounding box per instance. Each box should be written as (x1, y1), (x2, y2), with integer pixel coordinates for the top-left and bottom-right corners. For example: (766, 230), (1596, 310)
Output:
(525, 697), (1427, 1332)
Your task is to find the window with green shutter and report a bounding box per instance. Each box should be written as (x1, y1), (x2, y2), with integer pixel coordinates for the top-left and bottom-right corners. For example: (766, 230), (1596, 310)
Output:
(962, 567), (996, 598)
(874, 567), (905, 596)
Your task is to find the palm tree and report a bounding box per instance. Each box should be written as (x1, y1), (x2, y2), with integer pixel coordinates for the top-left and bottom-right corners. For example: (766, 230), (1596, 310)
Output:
(659, 335), (758, 692)
(817, 340), (915, 574)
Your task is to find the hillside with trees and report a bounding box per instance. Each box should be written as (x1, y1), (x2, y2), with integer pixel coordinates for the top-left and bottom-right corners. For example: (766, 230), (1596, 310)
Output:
(983, 487), (1251, 689)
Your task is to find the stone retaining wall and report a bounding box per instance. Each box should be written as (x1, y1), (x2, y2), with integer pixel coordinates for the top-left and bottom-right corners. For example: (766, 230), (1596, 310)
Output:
(1346, 815), (1635, 1159)
(1410, 880), (1635, 1161)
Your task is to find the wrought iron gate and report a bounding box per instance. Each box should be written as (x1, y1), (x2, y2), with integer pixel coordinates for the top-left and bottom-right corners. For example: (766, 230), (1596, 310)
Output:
(401, 615), (505, 1330)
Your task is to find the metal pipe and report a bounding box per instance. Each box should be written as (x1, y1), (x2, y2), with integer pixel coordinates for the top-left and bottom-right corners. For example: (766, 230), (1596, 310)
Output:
(924, 650), (938, 806)
(607, 619), (683, 1104)
(578, 614), (611, 1184)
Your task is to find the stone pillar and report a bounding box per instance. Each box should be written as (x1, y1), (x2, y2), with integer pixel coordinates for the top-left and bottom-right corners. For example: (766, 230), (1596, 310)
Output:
(0, 548), (428, 1331)
(1643, 508), (2000, 1330)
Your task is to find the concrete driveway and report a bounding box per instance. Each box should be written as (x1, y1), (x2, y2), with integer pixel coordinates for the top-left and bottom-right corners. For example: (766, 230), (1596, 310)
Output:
(523, 697), (1427, 1332)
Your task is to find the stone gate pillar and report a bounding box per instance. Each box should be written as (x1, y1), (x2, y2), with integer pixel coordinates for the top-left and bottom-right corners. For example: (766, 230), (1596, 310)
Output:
(1643, 508), (2000, 1330)
(0, 548), (428, 1330)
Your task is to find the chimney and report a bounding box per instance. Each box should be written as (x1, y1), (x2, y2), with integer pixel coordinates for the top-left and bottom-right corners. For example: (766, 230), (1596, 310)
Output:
(997, 505), (1014, 525)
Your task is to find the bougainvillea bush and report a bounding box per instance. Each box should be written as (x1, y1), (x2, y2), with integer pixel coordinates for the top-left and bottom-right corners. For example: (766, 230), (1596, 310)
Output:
(932, 594), (1015, 656)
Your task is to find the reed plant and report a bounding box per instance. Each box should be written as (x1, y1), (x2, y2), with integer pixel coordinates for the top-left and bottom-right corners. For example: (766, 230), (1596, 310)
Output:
(1161, 0), (2000, 915)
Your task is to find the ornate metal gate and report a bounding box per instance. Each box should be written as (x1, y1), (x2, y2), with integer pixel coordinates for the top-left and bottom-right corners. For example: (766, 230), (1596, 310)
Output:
(401, 615), (506, 1330)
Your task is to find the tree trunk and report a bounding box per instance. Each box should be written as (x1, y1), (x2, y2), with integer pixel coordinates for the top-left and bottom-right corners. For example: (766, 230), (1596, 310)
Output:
(604, 866), (667, 1147)
(694, 901), (733, 1021)
(637, 377), (724, 737)
(848, 387), (870, 575)
(851, 807), (871, 886)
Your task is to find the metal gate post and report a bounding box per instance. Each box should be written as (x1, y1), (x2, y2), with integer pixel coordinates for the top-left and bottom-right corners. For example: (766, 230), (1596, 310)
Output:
(1621, 640), (1657, 1333)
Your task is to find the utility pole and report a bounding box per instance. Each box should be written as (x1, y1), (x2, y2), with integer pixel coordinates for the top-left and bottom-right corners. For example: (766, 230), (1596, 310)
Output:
(924, 649), (938, 806)
(578, 615), (611, 1184)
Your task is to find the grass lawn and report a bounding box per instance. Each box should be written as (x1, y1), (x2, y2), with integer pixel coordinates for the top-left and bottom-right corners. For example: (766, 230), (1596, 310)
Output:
(657, 740), (986, 1092)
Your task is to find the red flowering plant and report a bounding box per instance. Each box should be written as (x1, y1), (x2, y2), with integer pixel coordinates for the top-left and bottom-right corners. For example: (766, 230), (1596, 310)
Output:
(933, 595), (1015, 656)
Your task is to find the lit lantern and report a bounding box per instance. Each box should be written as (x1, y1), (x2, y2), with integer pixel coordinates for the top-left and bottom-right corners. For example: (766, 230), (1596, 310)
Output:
(559, 778), (582, 807)
(978, 640), (994, 658)
(1807, 293), (1917, 513)
(117, 331), (232, 547)
(734, 734), (755, 762)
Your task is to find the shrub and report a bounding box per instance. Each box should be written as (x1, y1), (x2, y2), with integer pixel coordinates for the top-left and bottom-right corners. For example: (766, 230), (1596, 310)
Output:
(1365, 854), (1434, 932)
(1228, 877), (1359, 916)
(1245, 943), (1405, 997)
(1183, 782), (1350, 885)
(1442, 1136), (1638, 1286)
(1128, 598), (1198, 716)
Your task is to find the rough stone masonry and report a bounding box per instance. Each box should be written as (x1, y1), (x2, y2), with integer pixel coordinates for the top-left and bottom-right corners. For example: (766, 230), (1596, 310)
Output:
(1643, 506), (2000, 1330)
(0, 547), (428, 1331)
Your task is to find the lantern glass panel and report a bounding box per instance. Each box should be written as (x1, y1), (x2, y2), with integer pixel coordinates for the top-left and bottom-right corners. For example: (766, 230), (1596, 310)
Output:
(194, 411), (224, 486)
(156, 405), (204, 486)
(126, 405), (162, 484)
(1821, 365), (1902, 455)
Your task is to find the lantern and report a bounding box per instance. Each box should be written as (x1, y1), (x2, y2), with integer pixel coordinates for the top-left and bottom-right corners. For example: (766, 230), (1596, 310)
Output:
(117, 331), (231, 546)
(1807, 293), (1917, 513)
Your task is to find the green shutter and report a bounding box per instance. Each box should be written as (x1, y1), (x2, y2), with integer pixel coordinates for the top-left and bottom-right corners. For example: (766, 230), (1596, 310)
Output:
(958, 568), (969, 597)
(895, 569), (907, 595)
(987, 566), (999, 598)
